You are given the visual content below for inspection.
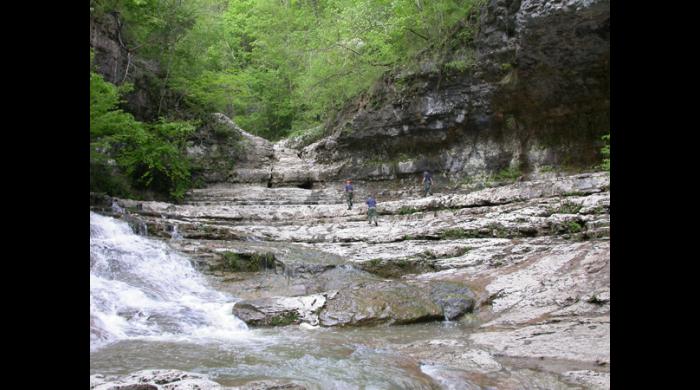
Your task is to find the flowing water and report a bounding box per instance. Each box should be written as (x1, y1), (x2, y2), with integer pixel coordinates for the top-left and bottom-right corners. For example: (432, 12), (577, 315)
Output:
(89, 212), (486, 389)
(90, 212), (251, 350)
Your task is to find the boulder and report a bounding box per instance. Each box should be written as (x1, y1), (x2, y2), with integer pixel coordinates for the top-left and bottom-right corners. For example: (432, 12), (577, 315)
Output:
(233, 279), (475, 327)
(233, 293), (329, 326)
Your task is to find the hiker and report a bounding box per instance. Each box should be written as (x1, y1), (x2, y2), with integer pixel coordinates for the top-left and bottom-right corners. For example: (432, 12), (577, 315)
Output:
(422, 171), (433, 197)
(366, 194), (378, 226)
(344, 179), (354, 210)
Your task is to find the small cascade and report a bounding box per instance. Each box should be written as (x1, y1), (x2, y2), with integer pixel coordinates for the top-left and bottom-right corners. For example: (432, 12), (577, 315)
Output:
(442, 312), (452, 325)
(283, 263), (296, 283)
(130, 218), (148, 236)
(338, 264), (357, 271)
(170, 224), (183, 241)
(111, 199), (125, 214)
(90, 212), (248, 352)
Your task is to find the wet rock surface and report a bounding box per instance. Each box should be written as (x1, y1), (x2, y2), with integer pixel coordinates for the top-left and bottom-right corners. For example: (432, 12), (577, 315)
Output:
(232, 278), (475, 327)
(90, 370), (229, 390)
(90, 370), (308, 390)
(233, 381), (307, 390)
(232, 293), (329, 326)
(93, 169), (609, 388)
(91, 0), (609, 387)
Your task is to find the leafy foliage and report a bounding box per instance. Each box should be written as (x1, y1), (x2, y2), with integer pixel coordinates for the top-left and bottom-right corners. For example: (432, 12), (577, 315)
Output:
(492, 166), (522, 182)
(90, 0), (486, 200)
(91, 0), (483, 140)
(546, 202), (583, 216)
(565, 221), (583, 234)
(397, 206), (419, 215)
(90, 50), (197, 200)
(115, 119), (195, 200)
(220, 251), (277, 272)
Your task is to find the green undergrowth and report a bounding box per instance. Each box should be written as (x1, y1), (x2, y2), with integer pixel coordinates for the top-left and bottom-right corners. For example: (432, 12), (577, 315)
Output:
(359, 258), (436, 279)
(491, 167), (522, 183)
(267, 311), (300, 326)
(546, 201), (583, 215)
(439, 228), (483, 239)
(397, 206), (420, 215)
(220, 251), (278, 272)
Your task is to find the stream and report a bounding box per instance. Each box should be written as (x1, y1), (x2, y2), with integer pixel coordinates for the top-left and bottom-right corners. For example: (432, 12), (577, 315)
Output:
(90, 212), (476, 389)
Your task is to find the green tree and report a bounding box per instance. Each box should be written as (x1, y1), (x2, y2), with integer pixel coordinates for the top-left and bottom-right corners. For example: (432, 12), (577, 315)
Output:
(90, 50), (197, 200)
(93, 0), (482, 140)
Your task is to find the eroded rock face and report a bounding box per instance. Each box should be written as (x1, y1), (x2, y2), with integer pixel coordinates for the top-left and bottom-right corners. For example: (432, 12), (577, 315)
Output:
(187, 114), (275, 185)
(111, 172), (608, 245)
(301, 0), (609, 182)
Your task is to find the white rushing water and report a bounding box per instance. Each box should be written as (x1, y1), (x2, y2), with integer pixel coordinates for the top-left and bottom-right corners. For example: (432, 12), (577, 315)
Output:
(89, 213), (480, 389)
(90, 212), (249, 351)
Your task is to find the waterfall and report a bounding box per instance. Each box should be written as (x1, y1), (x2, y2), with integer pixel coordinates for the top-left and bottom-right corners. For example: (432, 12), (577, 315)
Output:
(170, 224), (183, 241)
(90, 212), (248, 351)
(111, 199), (125, 214)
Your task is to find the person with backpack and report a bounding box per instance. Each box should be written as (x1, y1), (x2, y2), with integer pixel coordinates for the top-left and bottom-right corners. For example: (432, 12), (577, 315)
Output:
(366, 194), (378, 226)
(422, 171), (433, 197)
(344, 179), (354, 210)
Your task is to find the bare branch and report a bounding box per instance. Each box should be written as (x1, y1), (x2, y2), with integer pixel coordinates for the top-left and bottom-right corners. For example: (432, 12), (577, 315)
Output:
(121, 51), (132, 84)
(407, 28), (429, 41)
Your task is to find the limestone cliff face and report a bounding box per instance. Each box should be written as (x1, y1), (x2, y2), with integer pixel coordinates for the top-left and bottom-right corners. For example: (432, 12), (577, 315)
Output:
(302, 0), (609, 182)
(186, 114), (275, 185)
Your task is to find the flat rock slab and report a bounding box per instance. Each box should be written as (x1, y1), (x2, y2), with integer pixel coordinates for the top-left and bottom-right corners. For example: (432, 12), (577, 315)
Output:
(470, 317), (610, 364)
(91, 370), (308, 390)
(420, 364), (587, 390)
(561, 370), (610, 390)
(401, 341), (503, 374)
(90, 370), (228, 390)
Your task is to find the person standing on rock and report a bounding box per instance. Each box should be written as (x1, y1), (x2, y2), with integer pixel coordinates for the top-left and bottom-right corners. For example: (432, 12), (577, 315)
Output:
(344, 179), (354, 210)
(366, 195), (378, 226)
(422, 171), (433, 197)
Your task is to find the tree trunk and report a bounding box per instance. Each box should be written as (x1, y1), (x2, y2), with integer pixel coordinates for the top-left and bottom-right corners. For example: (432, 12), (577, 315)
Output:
(121, 51), (132, 84)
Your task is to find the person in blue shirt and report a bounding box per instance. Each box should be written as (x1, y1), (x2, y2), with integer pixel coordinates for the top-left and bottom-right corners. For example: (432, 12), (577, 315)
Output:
(422, 171), (433, 197)
(366, 195), (378, 226)
(344, 179), (354, 210)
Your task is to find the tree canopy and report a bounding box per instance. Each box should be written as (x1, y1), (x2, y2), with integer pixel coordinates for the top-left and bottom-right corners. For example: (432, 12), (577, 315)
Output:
(90, 0), (483, 200)
(92, 0), (482, 140)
